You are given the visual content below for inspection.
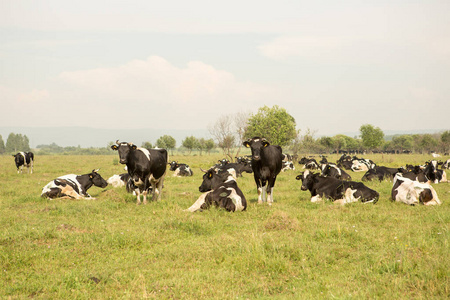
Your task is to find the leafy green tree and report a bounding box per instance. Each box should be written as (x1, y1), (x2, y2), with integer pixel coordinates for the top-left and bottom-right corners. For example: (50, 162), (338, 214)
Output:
(245, 105), (298, 147)
(204, 139), (215, 154)
(419, 134), (438, 153)
(141, 141), (153, 149)
(441, 130), (450, 153)
(0, 135), (5, 154)
(6, 133), (30, 153)
(391, 135), (413, 152)
(156, 135), (176, 154)
(359, 124), (384, 150)
(182, 136), (199, 154)
(318, 136), (334, 153)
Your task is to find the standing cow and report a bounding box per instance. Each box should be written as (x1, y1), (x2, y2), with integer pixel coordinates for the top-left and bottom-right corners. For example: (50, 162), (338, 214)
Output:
(243, 137), (283, 205)
(13, 152), (34, 174)
(111, 141), (167, 204)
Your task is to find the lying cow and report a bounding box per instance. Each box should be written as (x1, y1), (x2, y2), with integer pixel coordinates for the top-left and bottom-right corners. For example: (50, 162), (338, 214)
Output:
(107, 173), (131, 187)
(351, 157), (376, 172)
(168, 161), (194, 177)
(298, 157), (320, 170)
(13, 152), (34, 174)
(296, 170), (379, 204)
(185, 169), (247, 212)
(281, 161), (296, 172)
(320, 163), (351, 180)
(361, 166), (401, 182)
(41, 169), (108, 199)
(391, 174), (441, 206)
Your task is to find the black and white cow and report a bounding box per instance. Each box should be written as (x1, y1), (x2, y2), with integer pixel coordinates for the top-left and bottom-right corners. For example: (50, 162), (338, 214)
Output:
(350, 157), (376, 172)
(281, 161), (296, 172)
(320, 163), (352, 180)
(361, 166), (401, 182)
(107, 173), (131, 187)
(391, 174), (441, 206)
(243, 137), (283, 205)
(111, 141), (168, 204)
(185, 169), (247, 212)
(13, 152), (34, 174)
(168, 161), (194, 177)
(441, 159), (450, 169)
(298, 157), (320, 170)
(219, 162), (253, 178)
(424, 160), (448, 183)
(296, 170), (379, 204)
(336, 154), (353, 170)
(41, 169), (108, 199)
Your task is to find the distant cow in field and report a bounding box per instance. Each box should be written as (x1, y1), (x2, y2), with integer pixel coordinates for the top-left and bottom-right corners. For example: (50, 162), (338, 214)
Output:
(243, 137), (283, 205)
(296, 170), (379, 204)
(320, 163), (352, 180)
(281, 161), (295, 172)
(185, 168), (247, 212)
(391, 174), (441, 206)
(168, 161), (194, 177)
(423, 160), (448, 183)
(298, 157), (320, 170)
(111, 141), (168, 204)
(13, 152), (34, 174)
(41, 169), (108, 199)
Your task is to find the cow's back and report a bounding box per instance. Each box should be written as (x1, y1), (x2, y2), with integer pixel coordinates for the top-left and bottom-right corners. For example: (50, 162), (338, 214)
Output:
(148, 149), (168, 179)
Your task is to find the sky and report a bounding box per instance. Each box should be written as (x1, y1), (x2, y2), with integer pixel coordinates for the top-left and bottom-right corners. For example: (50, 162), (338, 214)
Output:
(1, 0), (449, 139)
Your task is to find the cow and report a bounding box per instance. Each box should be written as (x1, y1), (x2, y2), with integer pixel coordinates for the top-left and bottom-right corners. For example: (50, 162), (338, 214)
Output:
(296, 170), (379, 204)
(441, 159), (450, 169)
(298, 157), (320, 170)
(281, 161), (296, 172)
(13, 152), (34, 174)
(219, 162), (253, 178)
(41, 169), (108, 199)
(107, 173), (131, 187)
(361, 166), (401, 182)
(397, 167), (428, 183)
(243, 137), (283, 205)
(336, 154), (353, 170)
(320, 163), (352, 180)
(111, 141), (168, 205)
(391, 174), (441, 206)
(423, 160), (448, 183)
(350, 157), (376, 172)
(185, 168), (247, 212)
(168, 161), (194, 177)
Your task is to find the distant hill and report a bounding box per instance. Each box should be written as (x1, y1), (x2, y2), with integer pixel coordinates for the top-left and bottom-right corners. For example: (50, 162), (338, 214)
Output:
(0, 127), (211, 148)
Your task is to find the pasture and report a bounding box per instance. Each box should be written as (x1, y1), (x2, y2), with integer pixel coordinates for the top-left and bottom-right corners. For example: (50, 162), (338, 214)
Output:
(0, 153), (449, 298)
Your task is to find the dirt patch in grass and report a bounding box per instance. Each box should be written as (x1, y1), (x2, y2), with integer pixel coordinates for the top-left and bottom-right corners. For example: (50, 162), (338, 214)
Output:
(264, 211), (300, 231)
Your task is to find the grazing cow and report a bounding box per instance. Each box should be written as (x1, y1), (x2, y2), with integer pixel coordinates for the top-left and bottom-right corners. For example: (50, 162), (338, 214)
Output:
(281, 161), (296, 172)
(321, 163), (352, 180)
(361, 166), (401, 182)
(168, 161), (194, 177)
(41, 169), (108, 199)
(13, 152), (34, 174)
(296, 170), (379, 204)
(391, 174), (441, 206)
(111, 141), (168, 204)
(243, 137), (283, 205)
(185, 169), (247, 212)
(298, 157), (320, 170)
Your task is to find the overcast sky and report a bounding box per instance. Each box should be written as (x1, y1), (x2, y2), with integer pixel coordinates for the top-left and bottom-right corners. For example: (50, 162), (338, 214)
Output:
(1, 0), (449, 137)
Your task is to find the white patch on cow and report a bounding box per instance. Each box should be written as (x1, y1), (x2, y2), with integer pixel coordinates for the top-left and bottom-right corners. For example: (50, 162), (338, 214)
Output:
(226, 187), (245, 211)
(257, 187), (263, 204)
(107, 174), (125, 187)
(303, 169), (310, 179)
(225, 169), (237, 181)
(441, 170), (448, 183)
(172, 168), (181, 177)
(331, 164), (341, 176)
(351, 161), (369, 172)
(41, 174), (89, 199)
(310, 195), (322, 203)
(137, 147), (151, 161)
(185, 192), (209, 212)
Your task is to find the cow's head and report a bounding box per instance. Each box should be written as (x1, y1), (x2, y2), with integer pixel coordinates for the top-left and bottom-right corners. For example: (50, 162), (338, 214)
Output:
(361, 168), (378, 181)
(111, 140), (136, 164)
(243, 137), (270, 161)
(12, 153), (24, 165)
(89, 169), (108, 188)
(168, 161), (179, 171)
(199, 168), (232, 192)
(295, 170), (314, 191)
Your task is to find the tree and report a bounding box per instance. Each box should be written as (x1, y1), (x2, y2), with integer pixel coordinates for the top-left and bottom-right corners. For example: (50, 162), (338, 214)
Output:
(204, 139), (215, 154)
(182, 136), (198, 154)
(141, 141), (153, 149)
(245, 105), (298, 147)
(359, 124), (384, 150)
(0, 135), (5, 154)
(391, 135), (413, 152)
(419, 134), (438, 154)
(208, 115), (236, 160)
(156, 135), (176, 152)
(6, 133), (30, 153)
(441, 130), (450, 153)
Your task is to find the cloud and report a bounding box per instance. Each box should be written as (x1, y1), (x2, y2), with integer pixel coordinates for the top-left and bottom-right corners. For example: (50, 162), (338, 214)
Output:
(17, 89), (49, 103)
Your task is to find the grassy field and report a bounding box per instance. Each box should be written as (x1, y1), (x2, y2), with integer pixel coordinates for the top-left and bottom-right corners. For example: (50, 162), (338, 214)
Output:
(0, 153), (449, 299)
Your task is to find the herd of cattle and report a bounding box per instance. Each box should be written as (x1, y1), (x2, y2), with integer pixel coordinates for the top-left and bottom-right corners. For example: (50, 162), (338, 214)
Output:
(11, 138), (450, 211)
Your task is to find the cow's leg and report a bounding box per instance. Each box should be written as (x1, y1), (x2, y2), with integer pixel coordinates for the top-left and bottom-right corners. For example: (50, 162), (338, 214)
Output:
(135, 188), (142, 205)
(266, 176), (277, 205)
(154, 177), (164, 201)
(254, 174), (263, 204)
(30, 161), (33, 174)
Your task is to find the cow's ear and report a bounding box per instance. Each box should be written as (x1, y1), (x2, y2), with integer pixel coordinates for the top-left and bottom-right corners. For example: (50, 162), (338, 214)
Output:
(262, 141), (270, 147)
(111, 145), (118, 150)
(243, 141), (250, 148)
(295, 174), (302, 180)
(131, 145), (137, 150)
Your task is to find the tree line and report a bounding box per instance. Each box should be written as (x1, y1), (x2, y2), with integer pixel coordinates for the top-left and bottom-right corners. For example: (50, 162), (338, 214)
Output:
(1, 106), (449, 156)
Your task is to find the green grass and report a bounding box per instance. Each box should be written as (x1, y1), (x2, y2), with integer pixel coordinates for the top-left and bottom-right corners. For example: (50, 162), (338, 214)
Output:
(0, 154), (449, 299)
